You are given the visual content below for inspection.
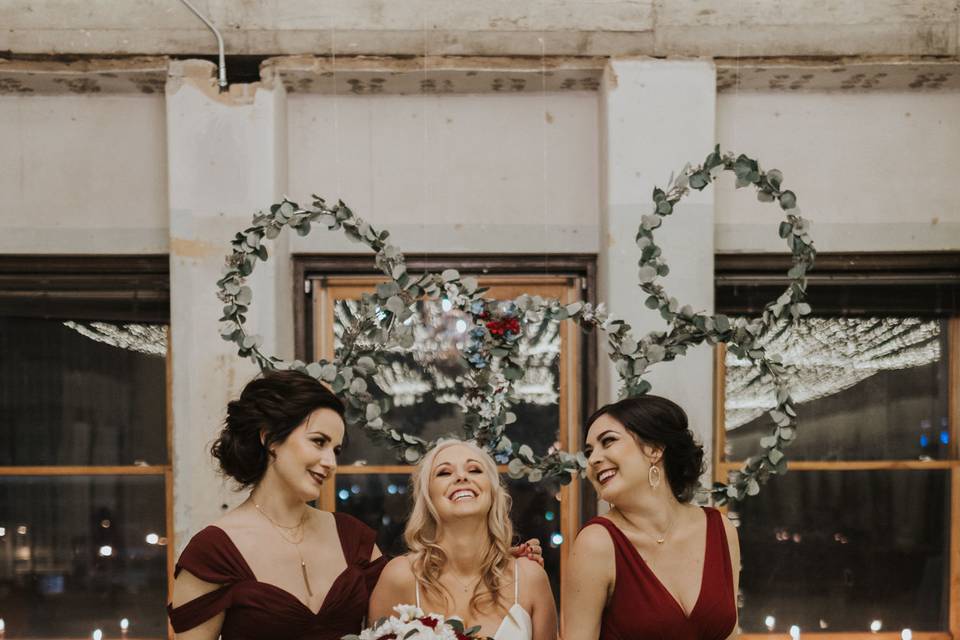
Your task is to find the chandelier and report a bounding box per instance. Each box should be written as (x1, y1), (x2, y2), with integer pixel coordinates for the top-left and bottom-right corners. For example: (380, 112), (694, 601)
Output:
(725, 317), (941, 430)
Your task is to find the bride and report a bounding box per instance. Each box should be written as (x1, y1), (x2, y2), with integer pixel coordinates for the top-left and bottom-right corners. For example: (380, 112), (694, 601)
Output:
(369, 439), (557, 640)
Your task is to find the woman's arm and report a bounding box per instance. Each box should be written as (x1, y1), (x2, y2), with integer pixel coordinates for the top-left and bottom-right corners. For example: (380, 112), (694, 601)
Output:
(519, 558), (558, 640)
(170, 570), (225, 640)
(371, 543), (383, 561)
(368, 556), (417, 621)
(561, 525), (614, 640)
(723, 515), (741, 640)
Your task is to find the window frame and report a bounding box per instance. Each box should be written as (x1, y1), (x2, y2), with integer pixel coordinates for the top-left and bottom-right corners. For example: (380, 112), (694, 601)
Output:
(0, 254), (174, 638)
(713, 251), (960, 640)
(293, 253), (598, 598)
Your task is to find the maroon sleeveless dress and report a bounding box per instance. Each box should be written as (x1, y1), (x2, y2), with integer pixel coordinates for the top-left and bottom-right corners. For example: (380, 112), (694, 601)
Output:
(167, 512), (388, 639)
(584, 507), (736, 640)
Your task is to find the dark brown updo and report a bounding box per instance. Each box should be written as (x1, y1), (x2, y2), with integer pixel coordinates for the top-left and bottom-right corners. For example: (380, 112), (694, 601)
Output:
(585, 395), (705, 503)
(211, 369), (345, 488)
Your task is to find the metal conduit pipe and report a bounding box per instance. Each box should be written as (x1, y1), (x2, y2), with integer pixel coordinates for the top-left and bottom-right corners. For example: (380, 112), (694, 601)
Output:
(177, 0), (228, 89)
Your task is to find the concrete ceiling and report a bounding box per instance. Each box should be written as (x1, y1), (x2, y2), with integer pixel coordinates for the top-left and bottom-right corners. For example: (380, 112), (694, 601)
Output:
(2, 56), (958, 96)
(2, 0), (959, 58)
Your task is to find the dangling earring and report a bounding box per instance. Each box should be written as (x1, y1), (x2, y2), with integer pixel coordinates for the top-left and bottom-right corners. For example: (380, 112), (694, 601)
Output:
(648, 465), (661, 489)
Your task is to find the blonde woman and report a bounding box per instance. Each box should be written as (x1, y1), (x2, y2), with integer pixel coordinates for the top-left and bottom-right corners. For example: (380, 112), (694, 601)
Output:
(369, 439), (557, 640)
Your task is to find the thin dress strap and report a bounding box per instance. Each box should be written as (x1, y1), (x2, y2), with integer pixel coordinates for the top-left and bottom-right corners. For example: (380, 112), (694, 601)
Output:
(514, 560), (520, 604)
(415, 579), (421, 608)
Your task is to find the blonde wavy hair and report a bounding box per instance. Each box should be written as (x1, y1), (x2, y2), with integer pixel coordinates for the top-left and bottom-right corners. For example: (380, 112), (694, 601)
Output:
(404, 438), (514, 616)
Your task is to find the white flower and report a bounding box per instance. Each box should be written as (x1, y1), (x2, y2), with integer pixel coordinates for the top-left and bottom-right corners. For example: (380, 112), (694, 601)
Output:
(393, 604), (425, 623)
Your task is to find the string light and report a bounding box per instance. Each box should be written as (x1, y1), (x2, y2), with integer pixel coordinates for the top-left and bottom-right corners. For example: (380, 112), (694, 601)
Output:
(145, 533), (160, 545)
(870, 620), (883, 632)
(789, 625), (800, 640)
(764, 615), (776, 631)
(901, 630), (912, 640)
(92, 630), (103, 640)
(726, 318), (940, 429)
(63, 321), (167, 356)
(99, 545), (113, 557)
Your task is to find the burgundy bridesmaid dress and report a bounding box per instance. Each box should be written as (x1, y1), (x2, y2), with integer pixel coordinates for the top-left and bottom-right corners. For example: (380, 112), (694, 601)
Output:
(583, 506), (737, 640)
(167, 512), (388, 639)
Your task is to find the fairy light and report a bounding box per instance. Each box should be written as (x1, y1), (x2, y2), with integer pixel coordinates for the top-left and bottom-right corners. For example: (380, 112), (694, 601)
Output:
(145, 533), (159, 545)
(92, 630), (103, 640)
(901, 630), (912, 640)
(764, 616), (775, 631)
(726, 318), (941, 429)
(870, 620), (883, 633)
(789, 625), (800, 640)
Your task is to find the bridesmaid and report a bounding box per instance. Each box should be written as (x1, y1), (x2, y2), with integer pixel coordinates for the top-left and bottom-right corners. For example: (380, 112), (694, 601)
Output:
(167, 370), (543, 639)
(562, 396), (740, 640)
(168, 370), (384, 639)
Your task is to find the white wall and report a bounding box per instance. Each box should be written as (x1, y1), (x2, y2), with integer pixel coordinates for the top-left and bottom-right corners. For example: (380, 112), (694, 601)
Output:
(286, 92), (601, 254)
(716, 91), (960, 252)
(0, 94), (168, 253)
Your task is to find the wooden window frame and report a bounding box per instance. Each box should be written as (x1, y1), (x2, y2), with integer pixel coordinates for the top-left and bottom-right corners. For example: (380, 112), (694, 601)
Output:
(713, 252), (960, 640)
(293, 253), (598, 594)
(0, 254), (174, 639)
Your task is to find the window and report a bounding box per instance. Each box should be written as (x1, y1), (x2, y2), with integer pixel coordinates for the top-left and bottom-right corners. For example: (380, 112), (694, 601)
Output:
(295, 255), (597, 602)
(0, 256), (171, 640)
(714, 253), (960, 639)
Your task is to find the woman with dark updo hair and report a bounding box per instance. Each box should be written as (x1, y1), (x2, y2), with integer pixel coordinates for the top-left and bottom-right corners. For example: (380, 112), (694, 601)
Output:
(562, 396), (741, 640)
(167, 370), (543, 640)
(167, 369), (387, 639)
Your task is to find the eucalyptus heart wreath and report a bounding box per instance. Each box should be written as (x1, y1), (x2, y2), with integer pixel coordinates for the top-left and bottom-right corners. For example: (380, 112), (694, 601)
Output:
(216, 146), (815, 503)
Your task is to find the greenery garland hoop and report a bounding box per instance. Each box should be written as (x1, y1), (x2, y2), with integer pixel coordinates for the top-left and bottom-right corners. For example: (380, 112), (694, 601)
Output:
(216, 145), (815, 503)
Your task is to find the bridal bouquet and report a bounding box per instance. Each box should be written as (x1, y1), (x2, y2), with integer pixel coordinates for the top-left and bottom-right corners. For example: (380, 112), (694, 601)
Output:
(345, 605), (484, 640)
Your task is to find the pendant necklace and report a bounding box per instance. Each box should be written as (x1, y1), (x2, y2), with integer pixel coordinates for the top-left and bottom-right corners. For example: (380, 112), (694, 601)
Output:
(254, 502), (314, 597)
(622, 505), (679, 545)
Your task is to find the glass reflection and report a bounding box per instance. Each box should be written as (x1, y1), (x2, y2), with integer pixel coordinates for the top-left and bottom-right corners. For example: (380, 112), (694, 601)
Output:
(0, 317), (168, 466)
(0, 475), (168, 638)
(334, 297), (560, 466)
(731, 469), (949, 632)
(725, 318), (948, 461)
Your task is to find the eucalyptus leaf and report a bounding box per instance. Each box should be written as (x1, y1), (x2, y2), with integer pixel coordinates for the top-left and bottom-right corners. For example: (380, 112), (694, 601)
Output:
(779, 190), (797, 209)
(385, 296), (406, 315)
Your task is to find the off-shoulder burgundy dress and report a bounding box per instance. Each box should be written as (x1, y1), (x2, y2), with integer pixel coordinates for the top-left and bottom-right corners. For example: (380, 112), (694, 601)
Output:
(167, 512), (388, 639)
(584, 507), (737, 640)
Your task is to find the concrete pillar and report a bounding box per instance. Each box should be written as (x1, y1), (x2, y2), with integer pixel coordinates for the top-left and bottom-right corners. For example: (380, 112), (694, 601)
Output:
(166, 61), (292, 552)
(597, 59), (717, 484)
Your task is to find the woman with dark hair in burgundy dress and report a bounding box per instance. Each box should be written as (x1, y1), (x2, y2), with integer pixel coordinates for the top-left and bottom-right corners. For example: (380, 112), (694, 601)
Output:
(167, 370), (542, 640)
(562, 396), (740, 640)
(167, 370), (384, 639)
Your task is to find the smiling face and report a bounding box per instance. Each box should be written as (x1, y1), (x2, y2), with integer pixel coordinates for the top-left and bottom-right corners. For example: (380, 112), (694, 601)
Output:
(584, 413), (662, 505)
(427, 443), (494, 524)
(267, 408), (345, 502)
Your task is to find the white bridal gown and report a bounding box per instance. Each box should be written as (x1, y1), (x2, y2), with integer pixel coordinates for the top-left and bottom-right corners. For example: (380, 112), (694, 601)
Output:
(414, 561), (533, 640)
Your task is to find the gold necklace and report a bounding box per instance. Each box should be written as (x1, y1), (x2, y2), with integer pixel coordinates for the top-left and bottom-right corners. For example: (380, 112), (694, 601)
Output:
(446, 570), (479, 594)
(621, 506), (679, 545)
(254, 503), (313, 596)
